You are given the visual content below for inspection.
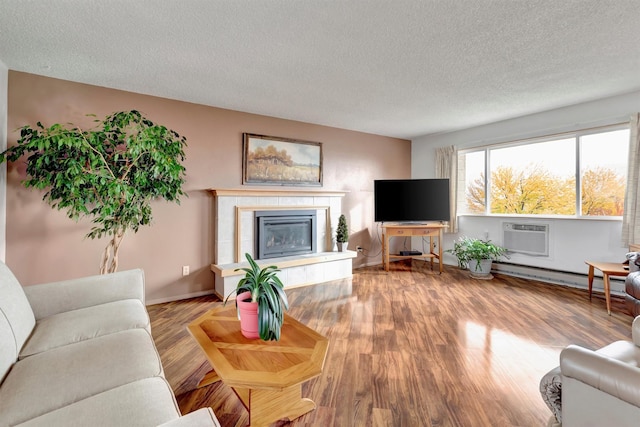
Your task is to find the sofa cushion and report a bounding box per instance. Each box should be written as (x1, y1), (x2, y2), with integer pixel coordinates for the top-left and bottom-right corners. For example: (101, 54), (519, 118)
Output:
(0, 312), (17, 383)
(157, 408), (221, 427)
(626, 272), (640, 316)
(626, 271), (640, 298)
(0, 261), (35, 356)
(19, 299), (150, 359)
(595, 339), (640, 364)
(24, 269), (146, 320)
(15, 377), (181, 427)
(628, 253), (640, 272)
(0, 328), (164, 426)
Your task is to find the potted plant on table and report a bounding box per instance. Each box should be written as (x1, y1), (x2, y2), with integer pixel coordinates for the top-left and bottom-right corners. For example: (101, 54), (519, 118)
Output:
(336, 214), (349, 252)
(224, 253), (289, 341)
(447, 236), (509, 278)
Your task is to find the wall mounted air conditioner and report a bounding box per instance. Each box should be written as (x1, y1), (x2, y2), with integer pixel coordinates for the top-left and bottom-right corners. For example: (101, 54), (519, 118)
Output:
(502, 222), (549, 256)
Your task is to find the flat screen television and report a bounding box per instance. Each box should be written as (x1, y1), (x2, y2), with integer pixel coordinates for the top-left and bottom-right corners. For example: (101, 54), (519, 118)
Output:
(374, 179), (450, 223)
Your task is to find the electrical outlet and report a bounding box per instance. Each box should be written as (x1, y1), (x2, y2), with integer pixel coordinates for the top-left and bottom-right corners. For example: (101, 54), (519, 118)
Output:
(182, 265), (190, 276)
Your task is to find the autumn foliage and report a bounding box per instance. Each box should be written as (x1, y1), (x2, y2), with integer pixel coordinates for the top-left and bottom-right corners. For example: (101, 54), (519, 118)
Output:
(466, 165), (625, 216)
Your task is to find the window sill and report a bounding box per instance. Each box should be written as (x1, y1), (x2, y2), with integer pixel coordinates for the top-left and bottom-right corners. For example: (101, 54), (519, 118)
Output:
(457, 213), (622, 222)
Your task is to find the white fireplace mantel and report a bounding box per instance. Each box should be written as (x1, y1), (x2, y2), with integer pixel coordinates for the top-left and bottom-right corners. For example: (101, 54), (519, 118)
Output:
(209, 188), (355, 298)
(210, 188), (348, 198)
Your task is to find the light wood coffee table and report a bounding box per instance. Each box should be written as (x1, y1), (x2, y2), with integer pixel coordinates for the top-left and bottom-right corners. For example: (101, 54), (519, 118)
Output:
(585, 260), (629, 315)
(187, 304), (328, 426)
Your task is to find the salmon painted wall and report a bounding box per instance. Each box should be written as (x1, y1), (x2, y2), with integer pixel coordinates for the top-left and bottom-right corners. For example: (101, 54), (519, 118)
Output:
(6, 71), (410, 302)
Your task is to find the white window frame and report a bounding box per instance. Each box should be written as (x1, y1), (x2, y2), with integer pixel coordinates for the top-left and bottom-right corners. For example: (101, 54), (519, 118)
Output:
(458, 123), (630, 219)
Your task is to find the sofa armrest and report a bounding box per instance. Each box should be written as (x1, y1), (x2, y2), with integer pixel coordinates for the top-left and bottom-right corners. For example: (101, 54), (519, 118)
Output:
(157, 408), (221, 427)
(560, 344), (640, 408)
(23, 269), (145, 320)
(632, 315), (640, 346)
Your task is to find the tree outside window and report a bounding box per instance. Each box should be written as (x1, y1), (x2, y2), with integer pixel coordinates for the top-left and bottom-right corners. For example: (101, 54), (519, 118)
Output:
(580, 129), (628, 216)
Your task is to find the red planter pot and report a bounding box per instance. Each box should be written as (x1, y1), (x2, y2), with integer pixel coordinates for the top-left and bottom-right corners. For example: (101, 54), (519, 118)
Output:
(236, 291), (259, 339)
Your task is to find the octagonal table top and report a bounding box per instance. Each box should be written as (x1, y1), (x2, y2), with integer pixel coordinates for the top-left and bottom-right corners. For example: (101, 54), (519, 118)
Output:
(187, 303), (329, 390)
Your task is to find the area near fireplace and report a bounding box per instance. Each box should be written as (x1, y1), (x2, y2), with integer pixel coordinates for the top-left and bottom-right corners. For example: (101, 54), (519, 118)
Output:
(209, 189), (356, 299)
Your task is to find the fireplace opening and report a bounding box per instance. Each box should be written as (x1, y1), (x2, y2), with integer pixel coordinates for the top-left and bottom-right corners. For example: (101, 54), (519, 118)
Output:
(255, 210), (317, 260)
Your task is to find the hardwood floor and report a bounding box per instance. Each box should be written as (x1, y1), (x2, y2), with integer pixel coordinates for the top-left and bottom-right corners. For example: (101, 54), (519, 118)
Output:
(148, 260), (633, 426)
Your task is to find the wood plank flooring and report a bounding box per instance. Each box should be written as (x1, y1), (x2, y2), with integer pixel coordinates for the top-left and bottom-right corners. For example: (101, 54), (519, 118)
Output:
(148, 260), (633, 426)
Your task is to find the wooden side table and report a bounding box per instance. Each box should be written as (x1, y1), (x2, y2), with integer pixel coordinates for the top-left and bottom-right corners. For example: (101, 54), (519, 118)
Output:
(585, 260), (629, 315)
(187, 304), (329, 426)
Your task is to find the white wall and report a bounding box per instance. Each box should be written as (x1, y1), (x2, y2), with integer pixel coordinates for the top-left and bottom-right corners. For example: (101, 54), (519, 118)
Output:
(0, 60), (7, 263)
(412, 90), (640, 281)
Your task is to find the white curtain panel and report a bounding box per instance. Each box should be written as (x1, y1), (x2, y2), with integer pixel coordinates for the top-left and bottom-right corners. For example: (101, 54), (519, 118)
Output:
(435, 145), (458, 233)
(622, 113), (640, 247)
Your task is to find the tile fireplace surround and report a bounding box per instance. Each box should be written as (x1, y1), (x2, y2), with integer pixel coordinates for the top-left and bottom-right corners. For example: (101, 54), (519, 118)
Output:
(210, 189), (356, 299)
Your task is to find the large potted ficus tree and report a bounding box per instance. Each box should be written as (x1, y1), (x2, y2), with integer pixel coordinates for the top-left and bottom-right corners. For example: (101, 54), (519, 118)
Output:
(0, 110), (187, 274)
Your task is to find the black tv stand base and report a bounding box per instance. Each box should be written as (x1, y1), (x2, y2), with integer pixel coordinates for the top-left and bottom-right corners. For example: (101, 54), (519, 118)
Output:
(399, 250), (422, 256)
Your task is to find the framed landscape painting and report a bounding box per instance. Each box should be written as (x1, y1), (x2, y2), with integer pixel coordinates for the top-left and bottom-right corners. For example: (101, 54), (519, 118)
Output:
(242, 133), (323, 186)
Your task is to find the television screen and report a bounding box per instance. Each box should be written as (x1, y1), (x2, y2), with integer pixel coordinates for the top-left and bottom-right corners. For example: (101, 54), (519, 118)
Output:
(374, 179), (450, 223)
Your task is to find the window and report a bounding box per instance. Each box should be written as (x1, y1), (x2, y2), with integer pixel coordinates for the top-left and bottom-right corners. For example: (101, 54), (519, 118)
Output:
(580, 130), (628, 216)
(458, 126), (630, 217)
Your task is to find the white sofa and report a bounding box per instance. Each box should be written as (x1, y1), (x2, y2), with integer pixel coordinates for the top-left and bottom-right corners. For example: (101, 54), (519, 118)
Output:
(0, 261), (220, 427)
(543, 315), (640, 427)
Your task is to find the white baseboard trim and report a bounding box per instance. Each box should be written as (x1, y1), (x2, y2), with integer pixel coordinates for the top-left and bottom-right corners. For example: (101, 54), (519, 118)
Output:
(355, 259), (627, 296)
(146, 289), (217, 306)
(146, 260), (628, 306)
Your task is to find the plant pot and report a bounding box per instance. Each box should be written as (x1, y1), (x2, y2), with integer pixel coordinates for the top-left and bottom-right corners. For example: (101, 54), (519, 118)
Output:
(470, 259), (493, 278)
(236, 291), (259, 339)
(337, 242), (348, 252)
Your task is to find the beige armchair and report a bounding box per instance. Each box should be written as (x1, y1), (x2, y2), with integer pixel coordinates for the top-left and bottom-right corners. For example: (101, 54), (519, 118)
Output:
(558, 316), (640, 426)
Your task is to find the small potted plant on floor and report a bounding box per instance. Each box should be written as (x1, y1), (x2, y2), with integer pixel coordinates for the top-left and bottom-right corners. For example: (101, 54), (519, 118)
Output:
(224, 253), (289, 341)
(447, 236), (508, 278)
(336, 214), (349, 252)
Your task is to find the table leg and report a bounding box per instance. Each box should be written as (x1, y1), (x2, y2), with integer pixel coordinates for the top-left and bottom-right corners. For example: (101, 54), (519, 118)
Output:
(429, 236), (434, 271)
(438, 231), (443, 274)
(197, 369), (221, 388)
(603, 273), (612, 316)
(588, 265), (594, 301)
(383, 233), (389, 272)
(237, 384), (316, 427)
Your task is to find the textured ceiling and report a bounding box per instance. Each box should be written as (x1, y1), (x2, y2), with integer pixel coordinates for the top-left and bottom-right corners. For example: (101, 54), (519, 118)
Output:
(1, 1), (639, 139)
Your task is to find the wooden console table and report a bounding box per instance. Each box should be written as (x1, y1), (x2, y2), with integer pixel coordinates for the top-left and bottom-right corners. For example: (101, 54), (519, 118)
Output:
(382, 223), (445, 273)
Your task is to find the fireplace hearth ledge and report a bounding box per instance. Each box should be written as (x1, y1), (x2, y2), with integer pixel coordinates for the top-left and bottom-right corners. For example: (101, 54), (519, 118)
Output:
(211, 250), (357, 299)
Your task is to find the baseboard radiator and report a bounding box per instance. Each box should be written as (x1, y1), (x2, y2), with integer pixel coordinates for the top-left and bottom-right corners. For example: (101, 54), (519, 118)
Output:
(497, 222), (627, 293)
(492, 261), (626, 295)
(502, 222), (549, 256)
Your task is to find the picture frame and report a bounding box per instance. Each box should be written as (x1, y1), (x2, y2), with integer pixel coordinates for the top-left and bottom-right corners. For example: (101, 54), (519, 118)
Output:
(242, 133), (323, 186)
